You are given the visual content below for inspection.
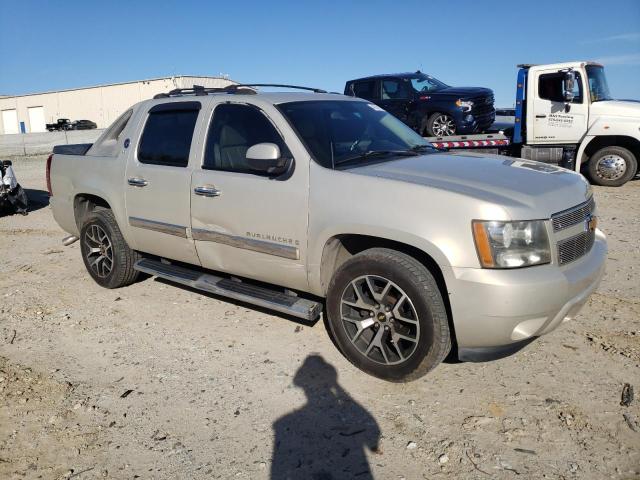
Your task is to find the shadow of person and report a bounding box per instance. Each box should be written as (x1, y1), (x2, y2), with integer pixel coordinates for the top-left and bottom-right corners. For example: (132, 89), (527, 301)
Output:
(271, 355), (380, 480)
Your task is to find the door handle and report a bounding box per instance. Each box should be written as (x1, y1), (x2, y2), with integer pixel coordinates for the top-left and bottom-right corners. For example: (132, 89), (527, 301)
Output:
(535, 114), (547, 119)
(127, 177), (148, 187)
(194, 185), (221, 197)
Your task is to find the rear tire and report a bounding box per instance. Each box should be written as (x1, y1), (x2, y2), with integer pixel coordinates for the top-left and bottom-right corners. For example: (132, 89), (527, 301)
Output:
(587, 146), (637, 187)
(79, 208), (141, 289)
(326, 248), (451, 382)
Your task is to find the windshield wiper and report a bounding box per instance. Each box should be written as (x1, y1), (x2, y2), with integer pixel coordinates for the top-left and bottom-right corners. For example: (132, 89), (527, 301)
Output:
(410, 144), (436, 153)
(334, 149), (418, 168)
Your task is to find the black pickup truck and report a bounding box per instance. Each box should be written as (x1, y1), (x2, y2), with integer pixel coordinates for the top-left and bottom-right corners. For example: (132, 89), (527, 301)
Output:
(46, 118), (73, 132)
(345, 71), (495, 137)
(46, 118), (97, 132)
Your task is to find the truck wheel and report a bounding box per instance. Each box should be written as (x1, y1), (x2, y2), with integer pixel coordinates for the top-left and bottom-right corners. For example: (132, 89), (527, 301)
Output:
(425, 113), (456, 137)
(587, 146), (637, 187)
(326, 248), (451, 382)
(80, 208), (141, 289)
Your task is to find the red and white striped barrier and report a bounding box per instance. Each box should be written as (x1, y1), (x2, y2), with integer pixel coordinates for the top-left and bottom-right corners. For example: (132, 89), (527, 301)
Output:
(430, 139), (511, 149)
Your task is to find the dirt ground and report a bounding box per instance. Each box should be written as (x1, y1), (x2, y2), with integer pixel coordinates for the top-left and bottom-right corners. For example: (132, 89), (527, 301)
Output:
(1, 155), (639, 480)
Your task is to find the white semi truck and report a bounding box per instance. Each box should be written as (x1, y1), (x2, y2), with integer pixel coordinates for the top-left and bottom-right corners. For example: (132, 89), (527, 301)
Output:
(425, 61), (639, 187)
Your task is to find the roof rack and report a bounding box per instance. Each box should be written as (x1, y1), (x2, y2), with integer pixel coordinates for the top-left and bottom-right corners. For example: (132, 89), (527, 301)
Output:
(240, 84), (327, 93)
(153, 83), (327, 99)
(153, 84), (255, 98)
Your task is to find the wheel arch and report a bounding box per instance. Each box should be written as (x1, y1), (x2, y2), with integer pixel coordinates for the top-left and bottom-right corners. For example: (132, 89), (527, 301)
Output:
(578, 135), (640, 176)
(318, 233), (457, 349)
(420, 110), (444, 135)
(73, 193), (112, 230)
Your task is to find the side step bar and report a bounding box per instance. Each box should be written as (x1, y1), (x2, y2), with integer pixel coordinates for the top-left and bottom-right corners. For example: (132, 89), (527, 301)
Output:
(134, 258), (322, 322)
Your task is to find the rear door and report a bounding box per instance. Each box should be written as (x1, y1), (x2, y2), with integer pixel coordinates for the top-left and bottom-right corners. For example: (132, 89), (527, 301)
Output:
(530, 69), (588, 144)
(189, 100), (310, 290)
(124, 101), (203, 264)
(378, 77), (413, 124)
(348, 79), (379, 102)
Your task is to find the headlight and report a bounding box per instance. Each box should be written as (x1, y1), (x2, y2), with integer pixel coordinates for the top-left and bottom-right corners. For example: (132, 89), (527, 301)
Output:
(455, 99), (474, 111)
(472, 220), (551, 268)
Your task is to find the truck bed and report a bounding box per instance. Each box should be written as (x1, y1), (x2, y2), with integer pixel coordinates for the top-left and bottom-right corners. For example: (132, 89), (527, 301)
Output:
(52, 144), (93, 155)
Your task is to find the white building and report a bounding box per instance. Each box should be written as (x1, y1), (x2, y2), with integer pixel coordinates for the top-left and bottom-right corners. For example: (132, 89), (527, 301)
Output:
(0, 76), (237, 135)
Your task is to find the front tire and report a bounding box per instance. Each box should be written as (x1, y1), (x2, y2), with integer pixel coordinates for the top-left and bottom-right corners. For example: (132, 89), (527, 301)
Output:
(80, 208), (141, 288)
(425, 113), (457, 137)
(587, 146), (637, 187)
(326, 248), (451, 382)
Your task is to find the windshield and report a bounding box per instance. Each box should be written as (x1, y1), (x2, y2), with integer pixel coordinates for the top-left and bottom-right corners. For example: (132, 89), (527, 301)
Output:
(410, 74), (449, 93)
(278, 100), (433, 169)
(586, 65), (612, 102)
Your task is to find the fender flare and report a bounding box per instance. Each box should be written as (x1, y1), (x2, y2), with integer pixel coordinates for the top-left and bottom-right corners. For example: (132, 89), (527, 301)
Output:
(309, 225), (452, 296)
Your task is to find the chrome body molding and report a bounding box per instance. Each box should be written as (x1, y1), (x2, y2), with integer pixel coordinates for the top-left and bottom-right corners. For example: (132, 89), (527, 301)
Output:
(192, 228), (300, 260)
(128, 217), (187, 238)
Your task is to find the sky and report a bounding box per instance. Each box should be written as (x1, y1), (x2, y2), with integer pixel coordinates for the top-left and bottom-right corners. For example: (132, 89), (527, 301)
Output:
(1, 0), (639, 107)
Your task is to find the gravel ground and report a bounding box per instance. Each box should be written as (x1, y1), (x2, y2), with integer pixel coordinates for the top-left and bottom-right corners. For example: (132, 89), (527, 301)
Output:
(1, 156), (639, 480)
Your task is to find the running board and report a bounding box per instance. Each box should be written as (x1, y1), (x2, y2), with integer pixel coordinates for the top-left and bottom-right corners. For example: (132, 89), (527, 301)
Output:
(134, 258), (322, 322)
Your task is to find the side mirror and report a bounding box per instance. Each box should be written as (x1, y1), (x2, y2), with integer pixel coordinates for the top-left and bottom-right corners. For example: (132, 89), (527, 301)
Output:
(563, 71), (576, 102)
(245, 143), (290, 175)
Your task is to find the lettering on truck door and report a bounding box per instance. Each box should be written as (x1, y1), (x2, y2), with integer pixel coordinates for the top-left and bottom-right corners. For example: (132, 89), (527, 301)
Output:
(531, 69), (588, 144)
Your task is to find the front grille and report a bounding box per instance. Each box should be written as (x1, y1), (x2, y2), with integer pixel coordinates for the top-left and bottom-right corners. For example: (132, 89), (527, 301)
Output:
(551, 197), (596, 265)
(470, 95), (495, 115)
(557, 231), (596, 265)
(552, 197), (595, 232)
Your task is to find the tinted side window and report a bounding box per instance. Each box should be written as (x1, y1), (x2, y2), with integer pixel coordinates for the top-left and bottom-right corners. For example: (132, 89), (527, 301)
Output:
(381, 79), (412, 100)
(351, 81), (377, 100)
(203, 104), (287, 174)
(138, 109), (199, 167)
(538, 72), (583, 103)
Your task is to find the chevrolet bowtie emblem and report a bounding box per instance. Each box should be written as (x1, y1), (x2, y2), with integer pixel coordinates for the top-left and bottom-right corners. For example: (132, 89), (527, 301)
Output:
(585, 214), (597, 232)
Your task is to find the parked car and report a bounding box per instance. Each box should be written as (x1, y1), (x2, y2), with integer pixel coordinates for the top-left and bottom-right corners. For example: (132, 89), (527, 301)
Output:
(47, 84), (606, 381)
(46, 118), (73, 131)
(72, 119), (97, 130)
(345, 71), (495, 136)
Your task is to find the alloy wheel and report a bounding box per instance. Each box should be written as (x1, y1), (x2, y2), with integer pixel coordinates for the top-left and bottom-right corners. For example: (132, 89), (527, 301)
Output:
(596, 154), (627, 181)
(84, 224), (113, 278)
(340, 275), (420, 365)
(431, 115), (456, 136)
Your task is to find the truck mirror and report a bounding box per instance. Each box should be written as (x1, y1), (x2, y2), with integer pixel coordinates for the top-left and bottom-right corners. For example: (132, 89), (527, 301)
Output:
(245, 143), (290, 175)
(563, 71), (576, 102)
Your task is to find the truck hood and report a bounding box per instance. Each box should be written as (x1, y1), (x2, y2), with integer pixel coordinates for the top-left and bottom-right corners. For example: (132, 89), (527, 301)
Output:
(431, 87), (493, 98)
(590, 100), (640, 118)
(347, 152), (591, 219)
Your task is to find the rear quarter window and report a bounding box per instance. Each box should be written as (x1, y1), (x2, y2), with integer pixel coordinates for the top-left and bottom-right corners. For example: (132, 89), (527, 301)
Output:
(87, 109), (132, 156)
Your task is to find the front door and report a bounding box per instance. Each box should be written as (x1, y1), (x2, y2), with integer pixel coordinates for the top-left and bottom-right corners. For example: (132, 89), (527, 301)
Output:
(190, 101), (309, 290)
(124, 101), (203, 265)
(530, 69), (588, 144)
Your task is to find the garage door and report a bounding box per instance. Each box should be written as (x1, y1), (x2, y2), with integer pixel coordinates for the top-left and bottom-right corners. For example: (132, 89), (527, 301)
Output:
(28, 106), (47, 133)
(1, 109), (19, 134)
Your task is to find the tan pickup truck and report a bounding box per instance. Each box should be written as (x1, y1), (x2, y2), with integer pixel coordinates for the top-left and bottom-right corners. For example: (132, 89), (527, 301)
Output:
(47, 84), (607, 381)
